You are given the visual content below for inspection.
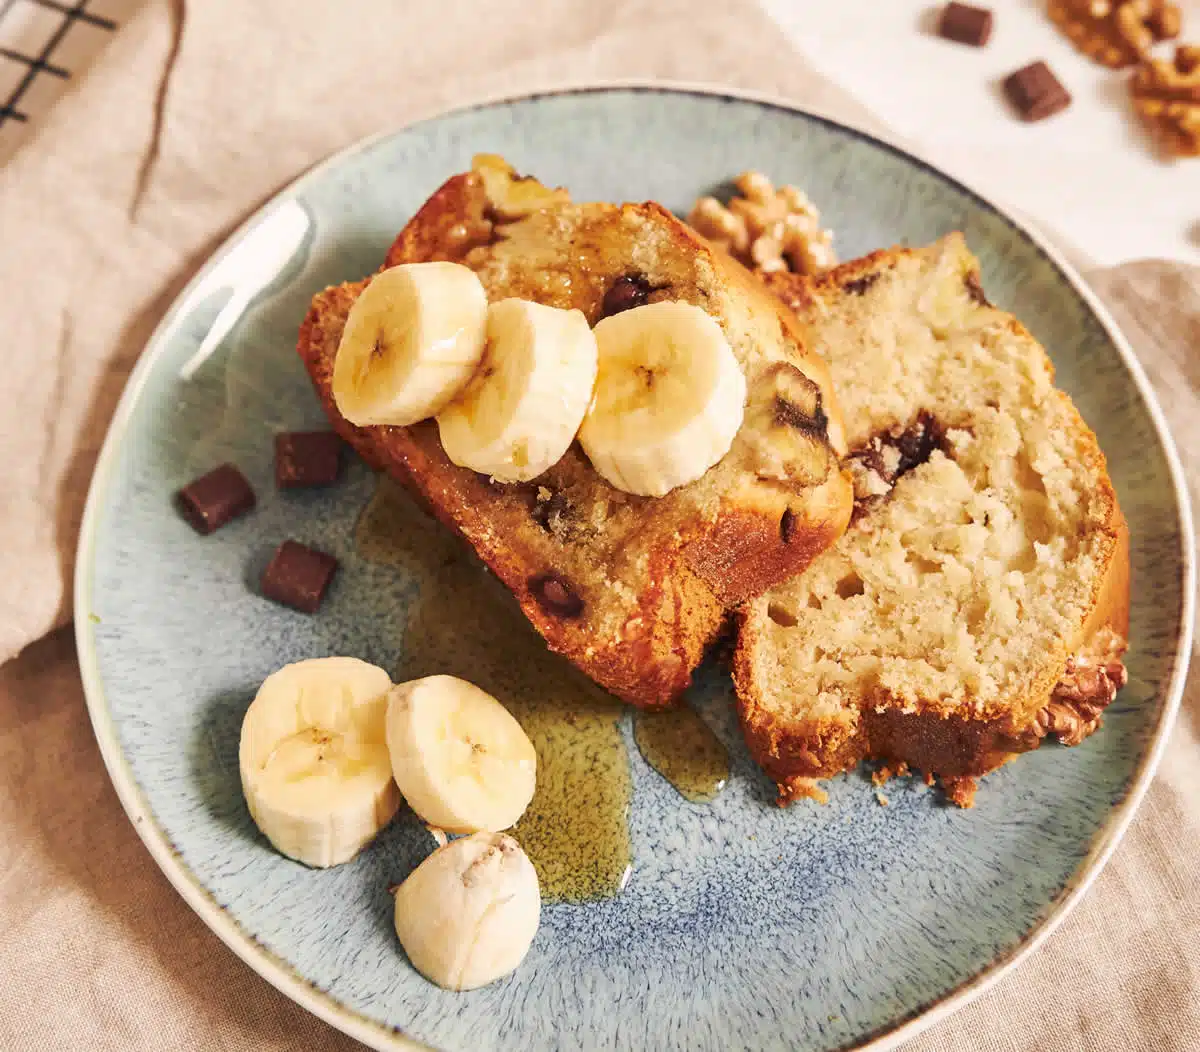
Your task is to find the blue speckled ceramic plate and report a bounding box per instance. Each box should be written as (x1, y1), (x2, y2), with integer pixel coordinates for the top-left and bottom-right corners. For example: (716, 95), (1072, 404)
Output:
(75, 86), (1194, 1052)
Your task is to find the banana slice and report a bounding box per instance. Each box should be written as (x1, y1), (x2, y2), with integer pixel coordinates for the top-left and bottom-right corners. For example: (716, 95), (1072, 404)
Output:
(436, 298), (598, 482)
(579, 300), (747, 497)
(239, 657), (400, 868)
(332, 262), (488, 428)
(385, 675), (536, 833)
(393, 831), (541, 991)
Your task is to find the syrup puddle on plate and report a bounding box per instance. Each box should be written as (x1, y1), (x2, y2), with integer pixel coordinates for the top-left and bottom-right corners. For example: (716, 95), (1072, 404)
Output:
(632, 705), (729, 803)
(357, 476), (632, 902)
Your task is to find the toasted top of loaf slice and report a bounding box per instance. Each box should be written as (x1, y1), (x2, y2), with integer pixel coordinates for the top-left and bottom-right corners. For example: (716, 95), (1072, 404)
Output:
(298, 158), (853, 707)
(736, 235), (1129, 803)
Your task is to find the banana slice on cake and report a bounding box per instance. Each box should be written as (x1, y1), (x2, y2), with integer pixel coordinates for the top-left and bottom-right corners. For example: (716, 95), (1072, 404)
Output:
(436, 298), (598, 482)
(239, 657), (399, 868)
(385, 675), (537, 833)
(332, 262), (488, 428)
(579, 300), (747, 496)
(393, 831), (541, 991)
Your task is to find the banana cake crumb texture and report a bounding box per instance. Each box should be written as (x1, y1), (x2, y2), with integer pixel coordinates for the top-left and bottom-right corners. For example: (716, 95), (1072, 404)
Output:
(735, 234), (1129, 805)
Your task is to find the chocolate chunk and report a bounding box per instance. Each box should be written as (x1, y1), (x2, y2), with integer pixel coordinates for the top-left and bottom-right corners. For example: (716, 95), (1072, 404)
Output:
(964, 270), (990, 306)
(847, 411), (947, 523)
(850, 494), (886, 525)
(601, 274), (655, 318)
(893, 410), (945, 476)
(939, 2), (993, 47)
(1004, 61), (1072, 121)
(528, 572), (584, 618)
(274, 431), (345, 489)
(275, 431), (344, 489)
(176, 463), (256, 535)
(842, 273), (880, 296)
(261, 540), (338, 613)
(851, 444), (888, 482)
(779, 508), (797, 544)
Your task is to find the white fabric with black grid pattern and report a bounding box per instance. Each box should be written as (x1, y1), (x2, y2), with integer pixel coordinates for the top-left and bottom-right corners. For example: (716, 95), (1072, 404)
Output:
(0, 0), (134, 158)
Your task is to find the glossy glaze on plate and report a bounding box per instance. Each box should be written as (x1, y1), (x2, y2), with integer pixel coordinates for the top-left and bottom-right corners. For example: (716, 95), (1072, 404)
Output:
(75, 87), (1193, 1052)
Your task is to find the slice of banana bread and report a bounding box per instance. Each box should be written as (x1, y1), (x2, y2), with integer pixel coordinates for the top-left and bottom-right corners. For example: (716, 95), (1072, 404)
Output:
(298, 159), (854, 707)
(735, 235), (1130, 805)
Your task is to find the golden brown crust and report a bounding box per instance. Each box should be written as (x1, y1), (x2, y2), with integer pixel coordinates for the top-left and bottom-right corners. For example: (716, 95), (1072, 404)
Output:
(734, 236), (1131, 802)
(757, 269), (817, 316)
(733, 620), (1050, 784)
(384, 173), (491, 268)
(1082, 499), (1131, 644)
(682, 497), (850, 607)
(734, 604), (1128, 804)
(297, 166), (852, 707)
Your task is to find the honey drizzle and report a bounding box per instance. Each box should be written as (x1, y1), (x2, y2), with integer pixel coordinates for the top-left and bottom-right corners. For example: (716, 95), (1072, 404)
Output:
(356, 476), (632, 902)
(633, 705), (729, 803)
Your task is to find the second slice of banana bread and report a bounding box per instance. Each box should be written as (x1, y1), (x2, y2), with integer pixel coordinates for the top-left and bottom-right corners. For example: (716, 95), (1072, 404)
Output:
(737, 235), (1130, 805)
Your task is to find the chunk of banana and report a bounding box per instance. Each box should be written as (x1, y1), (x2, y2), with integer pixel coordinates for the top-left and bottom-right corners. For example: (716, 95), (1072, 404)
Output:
(579, 301), (747, 496)
(332, 262), (488, 428)
(239, 657), (399, 868)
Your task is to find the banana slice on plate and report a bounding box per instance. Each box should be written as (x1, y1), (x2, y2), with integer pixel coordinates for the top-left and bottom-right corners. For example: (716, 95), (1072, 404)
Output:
(385, 675), (536, 833)
(239, 657), (400, 868)
(579, 300), (747, 497)
(332, 262), (488, 428)
(393, 831), (541, 991)
(436, 298), (598, 482)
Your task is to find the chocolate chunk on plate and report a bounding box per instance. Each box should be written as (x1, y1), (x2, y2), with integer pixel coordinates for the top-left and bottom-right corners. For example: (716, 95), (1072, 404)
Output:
(1004, 61), (1072, 121)
(261, 540), (338, 613)
(939, 2), (993, 47)
(275, 430), (344, 488)
(176, 463), (256, 535)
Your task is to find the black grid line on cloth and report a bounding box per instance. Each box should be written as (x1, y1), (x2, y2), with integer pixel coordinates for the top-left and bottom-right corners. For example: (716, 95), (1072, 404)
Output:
(0, 0), (116, 126)
(27, 0), (115, 28)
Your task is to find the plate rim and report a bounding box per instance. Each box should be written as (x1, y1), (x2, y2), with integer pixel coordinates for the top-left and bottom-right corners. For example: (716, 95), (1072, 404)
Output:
(73, 80), (1197, 1052)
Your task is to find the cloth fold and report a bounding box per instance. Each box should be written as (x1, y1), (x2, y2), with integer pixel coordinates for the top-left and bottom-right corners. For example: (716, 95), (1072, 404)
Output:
(0, 1), (1195, 1049)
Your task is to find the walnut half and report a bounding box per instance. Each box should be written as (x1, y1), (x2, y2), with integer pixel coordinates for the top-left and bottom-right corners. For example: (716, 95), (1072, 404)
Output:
(1131, 45), (1200, 157)
(687, 171), (837, 277)
(1049, 0), (1182, 69)
(1035, 629), (1129, 747)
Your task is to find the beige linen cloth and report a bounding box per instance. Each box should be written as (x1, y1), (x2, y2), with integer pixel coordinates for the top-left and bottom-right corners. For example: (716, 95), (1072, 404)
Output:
(0, 1), (1196, 1049)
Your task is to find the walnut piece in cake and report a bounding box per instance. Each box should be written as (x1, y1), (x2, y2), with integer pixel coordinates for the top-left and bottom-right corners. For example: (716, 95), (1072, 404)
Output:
(1037, 627), (1129, 746)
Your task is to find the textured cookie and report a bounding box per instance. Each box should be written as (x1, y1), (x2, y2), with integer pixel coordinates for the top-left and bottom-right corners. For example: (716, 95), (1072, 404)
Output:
(736, 235), (1129, 806)
(298, 159), (854, 708)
